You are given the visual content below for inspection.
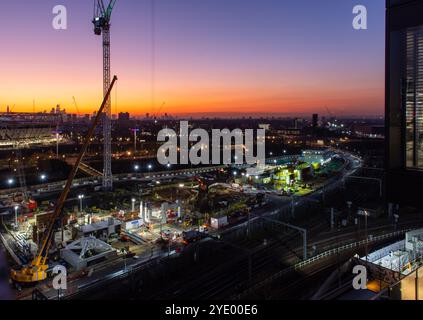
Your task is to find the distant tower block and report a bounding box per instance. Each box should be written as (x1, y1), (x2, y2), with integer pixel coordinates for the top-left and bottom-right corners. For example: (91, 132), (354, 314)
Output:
(312, 113), (319, 129)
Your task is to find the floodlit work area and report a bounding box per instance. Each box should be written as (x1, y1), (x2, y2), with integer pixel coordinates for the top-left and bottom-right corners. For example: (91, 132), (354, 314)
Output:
(353, 228), (423, 297)
(0, 144), (347, 294)
(360, 229), (423, 276)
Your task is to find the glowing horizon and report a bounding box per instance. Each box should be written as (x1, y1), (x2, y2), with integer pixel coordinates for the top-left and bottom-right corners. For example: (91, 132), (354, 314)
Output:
(0, 0), (385, 117)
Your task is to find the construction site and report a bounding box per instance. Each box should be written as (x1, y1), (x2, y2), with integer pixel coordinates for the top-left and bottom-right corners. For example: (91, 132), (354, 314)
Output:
(1, 0), (412, 305)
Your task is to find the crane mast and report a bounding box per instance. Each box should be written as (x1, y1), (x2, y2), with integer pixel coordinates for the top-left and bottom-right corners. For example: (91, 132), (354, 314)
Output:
(93, 0), (117, 190)
(102, 26), (112, 190)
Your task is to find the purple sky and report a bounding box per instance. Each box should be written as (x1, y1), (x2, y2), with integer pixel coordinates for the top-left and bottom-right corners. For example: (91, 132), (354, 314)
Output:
(0, 0), (385, 117)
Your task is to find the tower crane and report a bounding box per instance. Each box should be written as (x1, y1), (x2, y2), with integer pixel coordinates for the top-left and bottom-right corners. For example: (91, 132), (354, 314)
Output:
(156, 102), (166, 117)
(72, 96), (80, 115)
(10, 76), (118, 284)
(92, 0), (117, 191)
(152, 102), (166, 122)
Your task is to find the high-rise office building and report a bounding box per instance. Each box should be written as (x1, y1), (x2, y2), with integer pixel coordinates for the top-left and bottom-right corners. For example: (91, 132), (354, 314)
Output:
(312, 114), (319, 129)
(118, 112), (130, 122)
(386, 0), (423, 207)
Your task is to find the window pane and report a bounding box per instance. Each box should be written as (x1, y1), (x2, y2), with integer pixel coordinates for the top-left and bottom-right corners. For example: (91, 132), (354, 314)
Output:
(405, 26), (423, 169)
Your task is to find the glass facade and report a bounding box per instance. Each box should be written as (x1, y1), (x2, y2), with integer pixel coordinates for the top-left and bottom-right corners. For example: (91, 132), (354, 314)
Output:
(405, 26), (423, 169)
(386, 0), (423, 207)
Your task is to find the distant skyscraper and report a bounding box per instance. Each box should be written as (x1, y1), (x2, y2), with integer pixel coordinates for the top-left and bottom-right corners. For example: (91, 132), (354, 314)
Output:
(118, 112), (130, 124)
(294, 118), (304, 129)
(386, 0), (423, 208)
(312, 114), (318, 127)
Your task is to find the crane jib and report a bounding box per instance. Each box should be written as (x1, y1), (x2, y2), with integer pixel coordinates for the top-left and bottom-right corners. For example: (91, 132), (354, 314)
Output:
(95, 0), (117, 21)
(33, 76), (118, 265)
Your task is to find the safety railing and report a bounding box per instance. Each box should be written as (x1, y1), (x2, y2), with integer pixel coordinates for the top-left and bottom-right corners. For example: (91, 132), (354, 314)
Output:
(232, 228), (410, 299)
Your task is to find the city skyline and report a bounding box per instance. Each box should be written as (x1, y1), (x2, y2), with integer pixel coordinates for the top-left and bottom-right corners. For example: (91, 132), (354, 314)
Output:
(0, 0), (385, 117)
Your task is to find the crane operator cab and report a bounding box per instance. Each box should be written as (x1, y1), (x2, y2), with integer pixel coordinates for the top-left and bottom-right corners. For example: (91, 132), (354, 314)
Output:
(93, 16), (106, 35)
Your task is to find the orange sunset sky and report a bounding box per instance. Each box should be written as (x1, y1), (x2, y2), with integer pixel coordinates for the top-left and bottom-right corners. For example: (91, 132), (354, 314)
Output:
(0, 0), (385, 117)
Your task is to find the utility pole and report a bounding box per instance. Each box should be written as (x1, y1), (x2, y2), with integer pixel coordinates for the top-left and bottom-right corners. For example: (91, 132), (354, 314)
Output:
(56, 131), (60, 158)
(78, 194), (84, 212)
(14, 206), (19, 227)
(131, 198), (136, 212)
(131, 128), (139, 154)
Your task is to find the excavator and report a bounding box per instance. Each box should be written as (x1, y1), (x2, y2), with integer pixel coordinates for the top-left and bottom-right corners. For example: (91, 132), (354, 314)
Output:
(10, 76), (118, 284)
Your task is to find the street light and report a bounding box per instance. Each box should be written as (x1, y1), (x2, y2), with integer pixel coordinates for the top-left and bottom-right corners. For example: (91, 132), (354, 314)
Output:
(78, 194), (84, 212)
(363, 210), (369, 258)
(148, 164), (153, 170)
(40, 174), (47, 182)
(14, 206), (19, 227)
(358, 209), (370, 259)
(7, 178), (14, 186)
(134, 165), (140, 171)
(131, 198), (136, 212)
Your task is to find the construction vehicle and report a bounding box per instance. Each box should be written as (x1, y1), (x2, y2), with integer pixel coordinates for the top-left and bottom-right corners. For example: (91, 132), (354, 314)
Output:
(182, 230), (203, 245)
(10, 76), (118, 284)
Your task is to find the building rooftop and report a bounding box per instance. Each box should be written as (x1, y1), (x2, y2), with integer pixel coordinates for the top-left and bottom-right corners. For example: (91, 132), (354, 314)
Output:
(78, 218), (122, 234)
